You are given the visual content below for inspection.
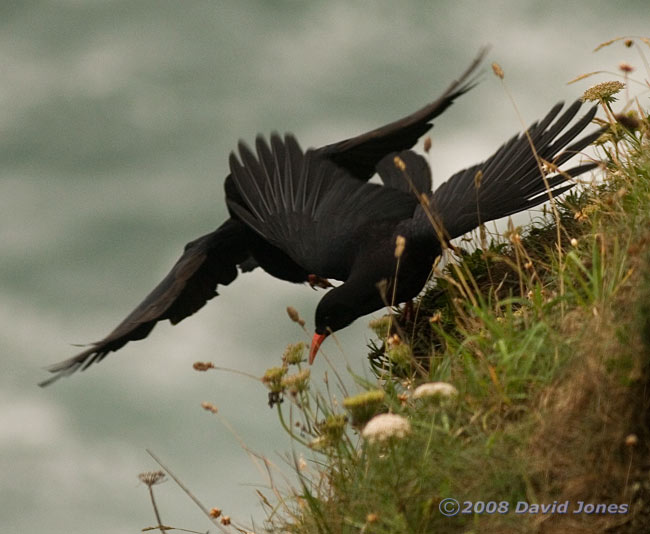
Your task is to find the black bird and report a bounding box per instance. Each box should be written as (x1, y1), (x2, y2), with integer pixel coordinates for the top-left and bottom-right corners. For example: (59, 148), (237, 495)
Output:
(228, 100), (600, 363)
(40, 52), (600, 385)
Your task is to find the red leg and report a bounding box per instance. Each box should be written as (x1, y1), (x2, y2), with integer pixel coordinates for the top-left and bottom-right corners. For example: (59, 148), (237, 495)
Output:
(308, 274), (334, 290)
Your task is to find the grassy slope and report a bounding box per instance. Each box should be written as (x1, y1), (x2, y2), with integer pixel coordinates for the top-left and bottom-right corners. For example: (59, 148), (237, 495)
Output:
(257, 93), (650, 534)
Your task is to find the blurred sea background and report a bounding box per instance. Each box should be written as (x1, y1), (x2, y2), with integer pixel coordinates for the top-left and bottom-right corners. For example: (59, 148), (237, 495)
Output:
(3, 1), (649, 532)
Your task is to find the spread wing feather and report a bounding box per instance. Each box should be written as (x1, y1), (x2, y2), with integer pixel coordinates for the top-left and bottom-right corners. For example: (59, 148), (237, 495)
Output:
(40, 219), (251, 386)
(315, 49), (487, 180)
(425, 100), (601, 241)
(228, 135), (418, 277)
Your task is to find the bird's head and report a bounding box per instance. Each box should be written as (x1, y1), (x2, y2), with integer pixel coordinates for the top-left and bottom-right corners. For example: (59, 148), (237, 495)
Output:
(309, 280), (385, 364)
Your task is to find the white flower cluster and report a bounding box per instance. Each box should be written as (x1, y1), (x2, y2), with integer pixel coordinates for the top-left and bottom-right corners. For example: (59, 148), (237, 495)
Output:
(412, 382), (458, 399)
(361, 413), (411, 443)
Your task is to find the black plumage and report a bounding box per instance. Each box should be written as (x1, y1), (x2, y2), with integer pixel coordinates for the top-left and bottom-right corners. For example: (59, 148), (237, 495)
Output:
(40, 51), (601, 385)
(227, 101), (600, 362)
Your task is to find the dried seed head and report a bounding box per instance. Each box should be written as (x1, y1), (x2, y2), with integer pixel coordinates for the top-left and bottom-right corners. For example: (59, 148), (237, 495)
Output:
(263, 367), (286, 382)
(138, 471), (166, 487)
(570, 238), (578, 247)
(574, 209), (589, 222)
(429, 311), (442, 324)
(491, 62), (504, 79)
(423, 136), (432, 153)
(362, 413), (411, 443)
(209, 507), (222, 518)
(297, 455), (307, 471)
(581, 81), (625, 103)
(367, 513), (379, 523)
(394, 235), (406, 258)
(619, 61), (634, 73)
(201, 401), (218, 414)
(541, 160), (558, 175)
(625, 434), (638, 447)
(281, 368), (311, 395)
(413, 382), (458, 399)
(624, 39), (633, 47)
(387, 333), (401, 347)
(193, 361), (214, 371)
(393, 155), (406, 171)
(308, 436), (327, 450)
(262, 366), (287, 394)
(507, 231), (522, 245)
(220, 515), (231, 525)
(282, 342), (306, 365)
(286, 306), (305, 327)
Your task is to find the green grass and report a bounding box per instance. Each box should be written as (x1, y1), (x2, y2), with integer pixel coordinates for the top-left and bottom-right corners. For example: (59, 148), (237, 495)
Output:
(259, 69), (650, 533)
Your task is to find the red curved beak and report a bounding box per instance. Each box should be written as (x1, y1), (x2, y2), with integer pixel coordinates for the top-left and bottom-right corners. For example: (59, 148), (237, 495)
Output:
(309, 332), (328, 364)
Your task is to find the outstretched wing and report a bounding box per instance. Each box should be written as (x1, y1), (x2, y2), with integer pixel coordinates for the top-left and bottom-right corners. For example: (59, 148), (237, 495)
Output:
(315, 48), (487, 180)
(423, 100), (602, 241)
(227, 134), (418, 278)
(40, 219), (251, 386)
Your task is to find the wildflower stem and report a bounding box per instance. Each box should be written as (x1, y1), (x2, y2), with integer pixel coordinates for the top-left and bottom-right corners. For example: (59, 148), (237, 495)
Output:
(496, 76), (569, 314)
(277, 404), (311, 448)
(147, 485), (166, 534)
(146, 449), (230, 534)
(322, 335), (350, 398)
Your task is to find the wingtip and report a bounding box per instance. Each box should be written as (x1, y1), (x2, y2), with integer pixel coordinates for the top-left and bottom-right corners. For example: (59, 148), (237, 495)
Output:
(38, 369), (72, 388)
(466, 46), (490, 74)
(459, 46), (490, 82)
(38, 359), (82, 387)
(38, 345), (103, 387)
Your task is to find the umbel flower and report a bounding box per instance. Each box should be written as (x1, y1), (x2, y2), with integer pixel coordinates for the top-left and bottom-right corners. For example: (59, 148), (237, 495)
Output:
(262, 366), (287, 393)
(412, 382), (458, 399)
(581, 81), (625, 104)
(138, 471), (165, 487)
(362, 413), (411, 443)
(281, 368), (311, 395)
(282, 342), (306, 365)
